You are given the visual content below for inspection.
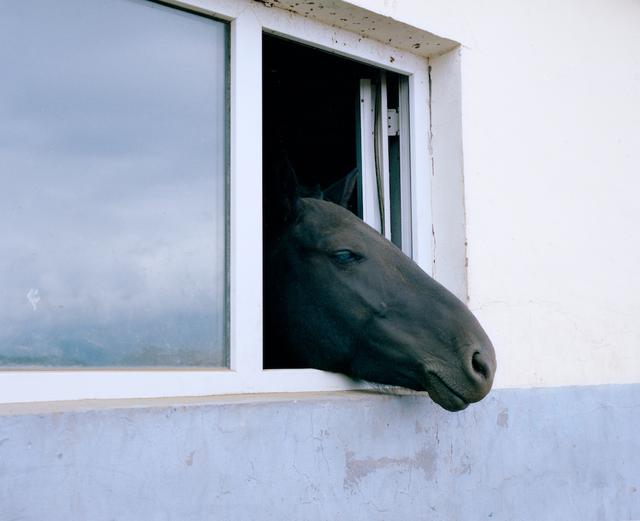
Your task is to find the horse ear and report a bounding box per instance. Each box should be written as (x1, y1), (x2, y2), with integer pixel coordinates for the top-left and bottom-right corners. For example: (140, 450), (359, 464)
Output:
(322, 167), (358, 208)
(264, 153), (301, 237)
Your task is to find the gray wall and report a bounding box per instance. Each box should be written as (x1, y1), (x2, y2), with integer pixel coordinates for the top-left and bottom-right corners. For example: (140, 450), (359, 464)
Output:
(2, 385), (639, 520)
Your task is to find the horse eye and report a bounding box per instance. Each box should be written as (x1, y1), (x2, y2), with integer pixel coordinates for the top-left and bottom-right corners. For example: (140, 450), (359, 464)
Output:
(331, 249), (362, 265)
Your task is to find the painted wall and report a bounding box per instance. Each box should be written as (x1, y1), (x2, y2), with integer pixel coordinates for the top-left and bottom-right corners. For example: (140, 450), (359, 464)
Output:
(2, 387), (639, 520)
(344, 0), (640, 390)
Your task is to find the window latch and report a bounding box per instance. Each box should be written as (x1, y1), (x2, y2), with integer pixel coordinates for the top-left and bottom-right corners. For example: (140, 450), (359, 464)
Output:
(387, 109), (399, 136)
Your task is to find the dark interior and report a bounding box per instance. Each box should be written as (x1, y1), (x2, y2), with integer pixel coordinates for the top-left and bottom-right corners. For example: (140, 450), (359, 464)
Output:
(262, 34), (402, 368)
(262, 33), (383, 215)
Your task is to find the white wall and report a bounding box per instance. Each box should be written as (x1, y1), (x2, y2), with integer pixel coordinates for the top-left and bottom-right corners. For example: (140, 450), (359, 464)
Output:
(343, 0), (640, 389)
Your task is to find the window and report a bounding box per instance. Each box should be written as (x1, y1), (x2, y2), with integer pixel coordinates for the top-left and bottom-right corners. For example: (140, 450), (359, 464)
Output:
(0, 0), (442, 403)
(0, 0), (229, 369)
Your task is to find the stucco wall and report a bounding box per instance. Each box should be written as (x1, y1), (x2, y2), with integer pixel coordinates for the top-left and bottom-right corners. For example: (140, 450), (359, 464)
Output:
(2, 387), (639, 521)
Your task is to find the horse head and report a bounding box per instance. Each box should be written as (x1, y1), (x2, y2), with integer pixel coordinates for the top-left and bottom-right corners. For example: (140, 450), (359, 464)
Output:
(264, 159), (496, 411)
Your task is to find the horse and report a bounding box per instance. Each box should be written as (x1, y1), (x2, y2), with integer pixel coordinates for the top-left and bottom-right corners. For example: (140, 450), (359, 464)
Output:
(263, 159), (496, 411)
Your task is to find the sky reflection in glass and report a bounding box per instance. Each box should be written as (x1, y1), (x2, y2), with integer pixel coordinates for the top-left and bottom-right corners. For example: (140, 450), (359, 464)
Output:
(0, 0), (228, 367)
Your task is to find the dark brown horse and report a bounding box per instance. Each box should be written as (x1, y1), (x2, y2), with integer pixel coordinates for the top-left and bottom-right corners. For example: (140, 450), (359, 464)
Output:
(264, 161), (496, 411)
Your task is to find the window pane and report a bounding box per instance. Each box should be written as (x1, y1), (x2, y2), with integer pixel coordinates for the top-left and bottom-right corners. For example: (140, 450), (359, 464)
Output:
(0, 0), (228, 367)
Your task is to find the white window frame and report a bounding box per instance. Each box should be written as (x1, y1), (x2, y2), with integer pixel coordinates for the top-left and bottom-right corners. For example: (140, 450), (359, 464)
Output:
(0, 0), (436, 404)
(357, 74), (413, 255)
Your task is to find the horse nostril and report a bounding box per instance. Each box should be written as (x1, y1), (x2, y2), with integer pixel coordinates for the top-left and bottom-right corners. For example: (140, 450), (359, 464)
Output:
(471, 351), (490, 380)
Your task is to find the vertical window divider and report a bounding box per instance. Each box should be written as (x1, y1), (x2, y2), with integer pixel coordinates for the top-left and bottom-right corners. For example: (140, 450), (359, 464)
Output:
(229, 11), (263, 378)
(377, 72), (392, 241)
(358, 79), (382, 232)
(398, 76), (414, 258)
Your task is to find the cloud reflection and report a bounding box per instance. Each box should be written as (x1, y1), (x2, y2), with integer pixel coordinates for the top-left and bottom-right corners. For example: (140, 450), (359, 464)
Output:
(0, 0), (228, 367)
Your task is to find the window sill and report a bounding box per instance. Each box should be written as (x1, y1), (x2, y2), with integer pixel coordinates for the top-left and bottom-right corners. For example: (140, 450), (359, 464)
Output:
(0, 388), (425, 417)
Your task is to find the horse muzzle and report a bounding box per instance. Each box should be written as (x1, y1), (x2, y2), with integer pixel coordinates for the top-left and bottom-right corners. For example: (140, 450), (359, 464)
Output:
(425, 342), (496, 412)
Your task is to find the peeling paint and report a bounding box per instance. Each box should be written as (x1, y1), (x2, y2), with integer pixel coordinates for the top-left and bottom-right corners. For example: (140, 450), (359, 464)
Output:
(185, 450), (195, 466)
(497, 408), (509, 428)
(344, 446), (437, 489)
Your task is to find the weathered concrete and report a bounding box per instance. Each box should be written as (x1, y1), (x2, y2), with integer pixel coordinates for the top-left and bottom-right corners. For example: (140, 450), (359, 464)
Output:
(1, 385), (639, 520)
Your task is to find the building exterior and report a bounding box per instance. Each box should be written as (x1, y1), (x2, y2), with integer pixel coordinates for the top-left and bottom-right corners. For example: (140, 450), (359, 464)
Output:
(1, 0), (639, 519)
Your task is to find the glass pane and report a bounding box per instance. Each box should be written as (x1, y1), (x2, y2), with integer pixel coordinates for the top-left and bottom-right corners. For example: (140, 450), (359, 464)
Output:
(0, 0), (228, 367)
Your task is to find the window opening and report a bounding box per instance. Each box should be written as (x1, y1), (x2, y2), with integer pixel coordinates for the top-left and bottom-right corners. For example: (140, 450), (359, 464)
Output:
(262, 34), (411, 239)
(262, 33), (412, 369)
(263, 34), (371, 215)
